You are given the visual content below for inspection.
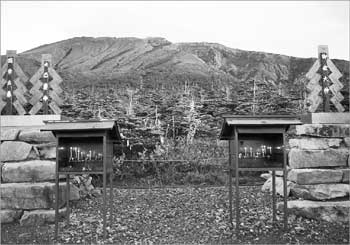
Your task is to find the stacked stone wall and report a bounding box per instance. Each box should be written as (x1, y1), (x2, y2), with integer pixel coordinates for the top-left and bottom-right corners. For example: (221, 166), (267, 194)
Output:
(0, 127), (80, 225)
(273, 123), (349, 224)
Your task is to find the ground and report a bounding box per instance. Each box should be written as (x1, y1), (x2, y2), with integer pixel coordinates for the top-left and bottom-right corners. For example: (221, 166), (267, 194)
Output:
(1, 186), (349, 244)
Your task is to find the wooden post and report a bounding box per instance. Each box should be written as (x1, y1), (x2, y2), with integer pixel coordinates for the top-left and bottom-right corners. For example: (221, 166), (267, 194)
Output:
(234, 127), (240, 237)
(109, 172), (113, 224)
(54, 136), (59, 240)
(103, 135), (107, 240)
(272, 170), (276, 223)
(66, 174), (70, 226)
(228, 140), (233, 227)
(283, 132), (288, 230)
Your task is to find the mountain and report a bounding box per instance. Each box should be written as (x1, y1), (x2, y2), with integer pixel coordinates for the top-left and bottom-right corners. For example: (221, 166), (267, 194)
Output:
(1, 37), (349, 142)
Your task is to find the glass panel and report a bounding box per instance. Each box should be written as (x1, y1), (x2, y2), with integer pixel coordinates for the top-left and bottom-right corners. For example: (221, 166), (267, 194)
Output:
(238, 133), (283, 168)
(58, 137), (103, 172)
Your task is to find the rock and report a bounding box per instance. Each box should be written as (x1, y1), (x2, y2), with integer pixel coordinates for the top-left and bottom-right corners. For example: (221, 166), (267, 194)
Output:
(288, 169), (343, 185)
(18, 130), (55, 143)
(295, 124), (350, 138)
(0, 209), (23, 223)
(291, 183), (350, 200)
(1, 160), (57, 183)
(342, 169), (350, 183)
(261, 177), (294, 197)
(344, 137), (350, 147)
(34, 143), (56, 159)
(0, 141), (39, 162)
(289, 138), (342, 150)
(288, 148), (348, 168)
(278, 200), (350, 223)
(20, 208), (66, 226)
(1, 128), (20, 141)
(1, 182), (80, 210)
(260, 173), (271, 180)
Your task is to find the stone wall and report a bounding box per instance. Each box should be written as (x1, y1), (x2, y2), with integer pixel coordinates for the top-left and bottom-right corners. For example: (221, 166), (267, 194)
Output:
(271, 123), (350, 224)
(0, 127), (80, 225)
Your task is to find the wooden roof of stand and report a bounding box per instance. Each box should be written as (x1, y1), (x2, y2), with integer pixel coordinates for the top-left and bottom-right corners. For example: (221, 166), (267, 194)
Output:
(41, 119), (122, 140)
(219, 114), (303, 140)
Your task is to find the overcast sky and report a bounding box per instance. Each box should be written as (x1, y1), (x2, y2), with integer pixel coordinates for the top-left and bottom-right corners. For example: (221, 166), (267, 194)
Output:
(1, 1), (349, 60)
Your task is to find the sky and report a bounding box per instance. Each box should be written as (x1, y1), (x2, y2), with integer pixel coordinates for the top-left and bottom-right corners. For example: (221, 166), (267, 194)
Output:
(1, 1), (349, 60)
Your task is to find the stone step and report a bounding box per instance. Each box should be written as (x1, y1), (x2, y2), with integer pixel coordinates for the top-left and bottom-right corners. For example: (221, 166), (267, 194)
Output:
(288, 148), (348, 168)
(1, 160), (62, 183)
(1, 182), (80, 210)
(20, 208), (66, 226)
(0, 209), (23, 224)
(288, 169), (343, 185)
(291, 183), (350, 200)
(261, 176), (294, 197)
(278, 200), (350, 224)
(289, 138), (342, 150)
(0, 141), (39, 162)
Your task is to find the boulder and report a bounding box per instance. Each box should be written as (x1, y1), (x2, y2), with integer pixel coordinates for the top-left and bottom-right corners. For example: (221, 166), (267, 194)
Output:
(277, 200), (350, 224)
(0, 209), (23, 224)
(260, 173), (271, 180)
(20, 208), (66, 226)
(295, 124), (350, 138)
(342, 169), (350, 183)
(1, 160), (57, 183)
(261, 177), (294, 197)
(0, 141), (39, 162)
(288, 148), (348, 168)
(288, 169), (343, 185)
(18, 130), (55, 143)
(344, 137), (350, 148)
(34, 143), (56, 159)
(289, 138), (342, 150)
(1, 128), (20, 141)
(1, 182), (80, 210)
(291, 183), (350, 200)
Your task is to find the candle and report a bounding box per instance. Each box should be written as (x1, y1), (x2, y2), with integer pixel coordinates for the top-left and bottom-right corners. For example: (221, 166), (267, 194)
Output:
(244, 147), (247, 157)
(77, 148), (80, 161)
(69, 147), (73, 161)
(268, 146), (272, 155)
(250, 147), (253, 157)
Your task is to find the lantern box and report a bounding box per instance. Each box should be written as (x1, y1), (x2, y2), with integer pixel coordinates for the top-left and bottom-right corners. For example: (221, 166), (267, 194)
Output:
(220, 115), (302, 170)
(42, 120), (121, 174)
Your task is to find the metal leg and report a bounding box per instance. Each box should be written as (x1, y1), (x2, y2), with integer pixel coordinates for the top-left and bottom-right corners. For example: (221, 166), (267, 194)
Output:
(272, 171), (276, 223)
(55, 172), (59, 240)
(103, 171), (107, 240)
(66, 174), (70, 226)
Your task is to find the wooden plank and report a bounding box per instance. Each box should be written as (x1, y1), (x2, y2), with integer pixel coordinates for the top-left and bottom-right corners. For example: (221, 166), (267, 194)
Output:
(29, 90), (43, 105)
(50, 81), (63, 94)
(49, 101), (62, 114)
(30, 81), (42, 94)
(13, 78), (27, 94)
(305, 60), (320, 79)
(13, 99), (26, 115)
(41, 54), (52, 67)
(0, 88), (6, 98)
(326, 60), (342, 79)
(306, 74), (321, 91)
(226, 119), (302, 126)
(29, 101), (43, 115)
(330, 97), (345, 112)
(1, 78), (7, 86)
(0, 100), (6, 112)
(329, 74), (344, 90)
(308, 94), (322, 112)
(330, 90), (344, 102)
(29, 67), (44, 85)
(42, 120), (116, 131)
(1, 63), (7, 76)
(14, 62), (28, 82)
(13, 90), (27, 105)
(49, 90), (64, 106)
(48, 67), (63, 84)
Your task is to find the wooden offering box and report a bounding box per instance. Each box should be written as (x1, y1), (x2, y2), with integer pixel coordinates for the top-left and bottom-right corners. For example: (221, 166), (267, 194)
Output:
(219, 114), (302, 236)
(43, 120), (121, 174)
